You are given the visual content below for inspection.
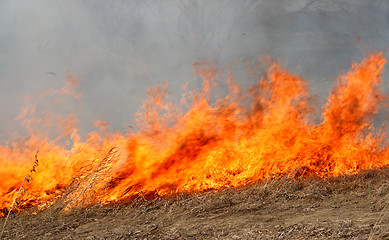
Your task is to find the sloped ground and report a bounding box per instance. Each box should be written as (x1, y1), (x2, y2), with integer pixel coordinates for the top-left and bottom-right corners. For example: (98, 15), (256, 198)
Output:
(1, 168), (389, 240)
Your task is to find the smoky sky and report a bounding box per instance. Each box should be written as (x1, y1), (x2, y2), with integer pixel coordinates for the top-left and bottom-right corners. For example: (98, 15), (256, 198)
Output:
(0, 0), (388, 139)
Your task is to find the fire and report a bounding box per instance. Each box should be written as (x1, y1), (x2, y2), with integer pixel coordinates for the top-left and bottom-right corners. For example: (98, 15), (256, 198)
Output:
(0, 52), (388, 216)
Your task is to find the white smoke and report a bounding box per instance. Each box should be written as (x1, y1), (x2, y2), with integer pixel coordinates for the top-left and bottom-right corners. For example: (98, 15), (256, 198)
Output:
(0, 0), (387, 139)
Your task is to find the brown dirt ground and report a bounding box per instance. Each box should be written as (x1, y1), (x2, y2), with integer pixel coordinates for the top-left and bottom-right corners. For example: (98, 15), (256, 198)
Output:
(1, 168), (389, 240)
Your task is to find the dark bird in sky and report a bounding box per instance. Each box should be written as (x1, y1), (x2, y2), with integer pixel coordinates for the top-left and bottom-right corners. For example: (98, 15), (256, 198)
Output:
(46, 72), (57, 76)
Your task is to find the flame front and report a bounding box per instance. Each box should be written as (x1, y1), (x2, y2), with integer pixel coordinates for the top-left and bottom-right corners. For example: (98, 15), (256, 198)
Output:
(0, 52), (388, 216)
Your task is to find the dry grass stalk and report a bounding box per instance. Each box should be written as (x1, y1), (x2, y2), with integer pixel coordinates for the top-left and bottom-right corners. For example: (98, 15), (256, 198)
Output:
(58, 147), (117, 212)
(368, 195), (389, 239)
(0, 150), (39, 240)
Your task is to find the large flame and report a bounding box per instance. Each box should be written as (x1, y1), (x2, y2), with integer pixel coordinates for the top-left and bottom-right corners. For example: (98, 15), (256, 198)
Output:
(0, 52), (388, 216)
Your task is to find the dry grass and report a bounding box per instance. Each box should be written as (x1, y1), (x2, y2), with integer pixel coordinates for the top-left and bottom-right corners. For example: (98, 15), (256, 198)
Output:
(1, 166), (389, 239)
(0, 150), (39, 240)
(58, 147), (117, 212)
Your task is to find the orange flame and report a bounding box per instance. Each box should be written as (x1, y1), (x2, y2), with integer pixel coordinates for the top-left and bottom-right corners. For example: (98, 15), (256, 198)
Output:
(0, 52), (388, 216)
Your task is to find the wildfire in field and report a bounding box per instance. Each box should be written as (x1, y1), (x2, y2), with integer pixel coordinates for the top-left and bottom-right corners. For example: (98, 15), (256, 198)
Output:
(0, 52), (388, 217)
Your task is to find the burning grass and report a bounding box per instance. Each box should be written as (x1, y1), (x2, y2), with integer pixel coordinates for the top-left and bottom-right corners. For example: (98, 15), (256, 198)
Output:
(1, 167), (389, 239)
(0, 52), (389, 221)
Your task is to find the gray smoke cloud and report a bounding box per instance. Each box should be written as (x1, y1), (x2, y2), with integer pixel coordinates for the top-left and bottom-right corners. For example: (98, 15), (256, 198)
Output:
(0, 0), (388, 139)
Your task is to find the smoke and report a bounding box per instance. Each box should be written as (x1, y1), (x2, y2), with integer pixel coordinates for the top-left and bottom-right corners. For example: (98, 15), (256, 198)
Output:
(0, 0), (388, 139)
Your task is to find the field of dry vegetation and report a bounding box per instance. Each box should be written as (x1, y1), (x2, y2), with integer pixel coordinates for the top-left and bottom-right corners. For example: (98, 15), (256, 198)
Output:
(1, 167), (389, 240)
